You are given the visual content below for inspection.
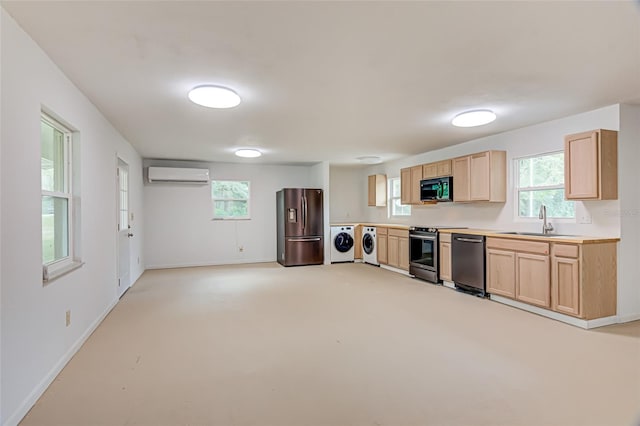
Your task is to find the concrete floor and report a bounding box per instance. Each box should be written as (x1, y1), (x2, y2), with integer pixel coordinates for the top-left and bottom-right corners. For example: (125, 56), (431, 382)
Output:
(20, 262), (640, 426)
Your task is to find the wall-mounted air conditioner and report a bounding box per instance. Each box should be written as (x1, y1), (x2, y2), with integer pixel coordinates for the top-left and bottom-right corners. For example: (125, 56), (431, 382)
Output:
(147, 166), (210, 184)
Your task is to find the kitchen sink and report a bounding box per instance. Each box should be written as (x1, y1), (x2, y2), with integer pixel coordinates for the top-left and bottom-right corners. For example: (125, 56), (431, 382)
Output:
(497, 232), (573, 237)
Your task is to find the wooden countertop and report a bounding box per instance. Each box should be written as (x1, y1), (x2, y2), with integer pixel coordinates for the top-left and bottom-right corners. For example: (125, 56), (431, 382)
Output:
(438, 228), (620, 244)
(330, 223), (410, 230)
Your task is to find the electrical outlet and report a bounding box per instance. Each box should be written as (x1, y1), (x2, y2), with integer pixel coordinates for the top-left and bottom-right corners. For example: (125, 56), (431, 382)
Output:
(578, 212), (592, 224)
(65, 310), (71, 327)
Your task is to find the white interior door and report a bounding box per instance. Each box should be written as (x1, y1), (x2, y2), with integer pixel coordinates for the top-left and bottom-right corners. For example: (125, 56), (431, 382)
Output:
(117, 159), (131, 297)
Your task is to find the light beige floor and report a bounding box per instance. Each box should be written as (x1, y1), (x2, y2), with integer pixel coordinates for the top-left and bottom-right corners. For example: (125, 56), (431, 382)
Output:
(20, 262), (640, 426)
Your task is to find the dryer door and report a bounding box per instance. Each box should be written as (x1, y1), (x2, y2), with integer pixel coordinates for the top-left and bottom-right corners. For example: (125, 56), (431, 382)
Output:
(334, 232), (354, 253)
(363, 233), (375, 255)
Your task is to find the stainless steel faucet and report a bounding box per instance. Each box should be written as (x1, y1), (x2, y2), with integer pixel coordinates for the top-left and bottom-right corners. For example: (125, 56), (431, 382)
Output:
(539, 205), (554, 234)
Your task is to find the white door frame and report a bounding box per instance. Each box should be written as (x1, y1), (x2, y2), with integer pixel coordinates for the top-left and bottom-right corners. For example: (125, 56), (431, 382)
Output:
(116, 157), (131, 297)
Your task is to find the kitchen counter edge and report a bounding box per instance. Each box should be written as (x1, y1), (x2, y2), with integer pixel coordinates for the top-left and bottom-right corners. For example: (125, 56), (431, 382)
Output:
(438, 228), (620, 244)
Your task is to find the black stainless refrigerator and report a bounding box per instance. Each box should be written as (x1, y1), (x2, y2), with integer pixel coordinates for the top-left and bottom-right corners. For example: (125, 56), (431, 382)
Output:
(276, 188), (324, 266)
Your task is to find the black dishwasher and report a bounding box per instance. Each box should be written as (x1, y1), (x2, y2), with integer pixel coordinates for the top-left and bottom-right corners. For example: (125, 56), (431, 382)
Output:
(452, 233), (486, 296)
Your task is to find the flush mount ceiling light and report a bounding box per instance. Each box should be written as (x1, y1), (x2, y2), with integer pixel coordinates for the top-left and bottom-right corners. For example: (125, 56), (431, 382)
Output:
(188, 85), (241, 108)
(451, 109), (497, 127)
(235, 149), (262, 158)
(357, 156), (382, 164)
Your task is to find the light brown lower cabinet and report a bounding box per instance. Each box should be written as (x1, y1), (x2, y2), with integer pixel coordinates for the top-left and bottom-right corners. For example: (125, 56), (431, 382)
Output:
(515, 253), (550, 308)
(386, 228), (409, 270)
(439, 233), (452, 281)
(486, 248), (516, 297)
(354, 225), (362, 260)
(486, 238), (550, 308)
(377, 227), (388, 265)
(552, 256), (580, 316)
(486, 238), (617, 320)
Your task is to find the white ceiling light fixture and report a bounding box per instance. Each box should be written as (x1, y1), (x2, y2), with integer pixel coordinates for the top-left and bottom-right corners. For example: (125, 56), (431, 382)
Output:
(357, 156), (382, 164)
(235, 148), (262, 158)
(188, 85), (241, 109)
(451, 109), (497, 127)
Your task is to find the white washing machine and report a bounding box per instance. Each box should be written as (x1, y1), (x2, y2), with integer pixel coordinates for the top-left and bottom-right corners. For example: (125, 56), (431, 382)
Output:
(362, 226), (379, 265)
(330, 226), (355, 263)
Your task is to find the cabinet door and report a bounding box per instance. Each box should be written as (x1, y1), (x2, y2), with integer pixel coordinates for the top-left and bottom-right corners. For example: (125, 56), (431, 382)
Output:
(354, 226), (362, 259)
(486, 249), (516, 298)
(470, 152), (490, 201)
(437, 160), (452, 177)
(552, 256), (580, 316)
(367, 175), (376, 206)
(422, 163), (437, 179)
(439, 241), (452, 281)
(565, 131), (599, 199)
(377, 235), (388, 264)
(398, 237), (409, 270)
(387, 235), (399, 267)
(400, 168), (411, 205)
(453, 156), (470, 202)
(516, 253), (550, 308)
(410, 165), (423, 204)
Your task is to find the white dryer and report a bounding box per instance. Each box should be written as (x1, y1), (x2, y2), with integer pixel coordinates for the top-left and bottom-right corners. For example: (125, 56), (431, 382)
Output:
(362, 226), (379, 265)
(330, 226), (355, 263)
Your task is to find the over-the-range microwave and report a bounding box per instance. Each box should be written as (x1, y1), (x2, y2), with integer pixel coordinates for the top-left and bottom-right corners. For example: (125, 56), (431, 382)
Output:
(420, 176), (453, 202)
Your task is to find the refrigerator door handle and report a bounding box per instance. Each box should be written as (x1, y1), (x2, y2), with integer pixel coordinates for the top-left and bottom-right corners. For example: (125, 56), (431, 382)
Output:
(302, 195), (307, 231)
(288, 237), (321, 242)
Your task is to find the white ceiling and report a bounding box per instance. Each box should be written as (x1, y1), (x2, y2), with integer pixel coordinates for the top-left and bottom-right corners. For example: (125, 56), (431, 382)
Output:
(3, 1), (640, 166)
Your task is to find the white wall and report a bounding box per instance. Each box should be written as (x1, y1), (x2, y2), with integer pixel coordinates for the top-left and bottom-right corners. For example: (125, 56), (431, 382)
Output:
(309, 162), (331, 264)
(362, 105), (621, 238)
(0, 10), (144, 426)
(329, 166), (367, 223)
(617, 104), (640, 321)
(144, 160), (311, 268)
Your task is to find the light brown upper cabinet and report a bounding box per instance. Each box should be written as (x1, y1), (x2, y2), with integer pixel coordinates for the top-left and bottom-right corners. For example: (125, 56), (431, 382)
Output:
(564, 129), (617, 200)
(399, 165), (423, 205)
(410, 165), (423, 204)
(368, 174), (387, 207)
(453, 150), (506, 202)
(422, 160), (452, 179)
(400, 167), (411, 205)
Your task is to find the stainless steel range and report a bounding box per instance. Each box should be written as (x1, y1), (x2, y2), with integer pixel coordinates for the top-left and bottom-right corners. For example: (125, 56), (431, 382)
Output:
(409, 226), (465, 284)
(409, 227), (439, 283)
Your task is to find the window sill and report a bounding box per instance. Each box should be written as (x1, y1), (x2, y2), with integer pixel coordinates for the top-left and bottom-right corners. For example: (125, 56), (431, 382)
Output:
(43, 260), (84, 284)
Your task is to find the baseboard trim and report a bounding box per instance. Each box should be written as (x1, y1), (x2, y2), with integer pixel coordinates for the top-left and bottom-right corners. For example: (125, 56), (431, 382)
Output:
(145, 258), (274, 270)
(616, 313), (640, 323)
(442, 280), (455, 289)
(490, 295), (617, 329)
(4, 299), (118, 426)
(380, 264), (411, 276)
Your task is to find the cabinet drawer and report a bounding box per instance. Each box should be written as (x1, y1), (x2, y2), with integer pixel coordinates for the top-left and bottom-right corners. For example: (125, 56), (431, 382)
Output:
(376, 227), (388, 235)
(486, 237), (549, 255)
(388, 228), (408, 238)
(440, 233), (452, 243)
(552, 244), (579, 258)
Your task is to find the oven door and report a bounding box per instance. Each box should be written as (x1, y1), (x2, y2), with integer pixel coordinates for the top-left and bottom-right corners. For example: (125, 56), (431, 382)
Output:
(409, 233), (439, 283)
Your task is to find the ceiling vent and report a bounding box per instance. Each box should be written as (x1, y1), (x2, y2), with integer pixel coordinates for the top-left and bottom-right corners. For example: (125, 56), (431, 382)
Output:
(147, 166), (210, 184)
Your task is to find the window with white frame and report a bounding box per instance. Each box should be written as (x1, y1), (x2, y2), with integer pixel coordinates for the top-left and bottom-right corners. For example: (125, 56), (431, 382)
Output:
(41, 114), (75, 274)
(389, 177), (411, 217)
(516, 151), (574, 218)
(212, 180), (251, 219)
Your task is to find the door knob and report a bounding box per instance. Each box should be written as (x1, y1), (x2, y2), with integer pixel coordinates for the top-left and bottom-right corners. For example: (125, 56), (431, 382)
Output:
(127, 233), (134, 238)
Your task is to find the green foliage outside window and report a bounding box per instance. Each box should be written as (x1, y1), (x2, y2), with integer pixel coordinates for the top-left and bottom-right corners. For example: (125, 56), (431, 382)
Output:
(212, 180), (250, 219)
(389, 177), (410, 216)
(517, 152), (574, 218)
